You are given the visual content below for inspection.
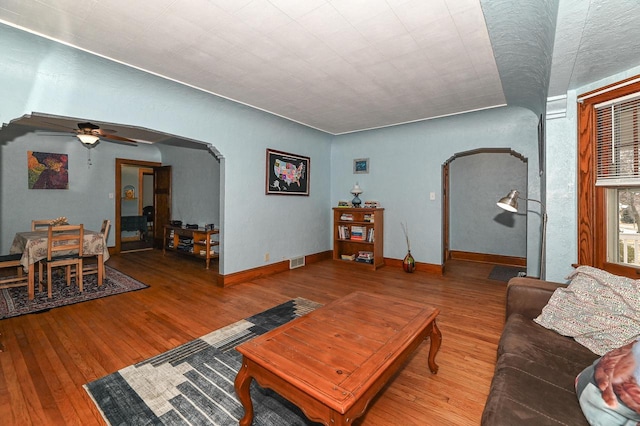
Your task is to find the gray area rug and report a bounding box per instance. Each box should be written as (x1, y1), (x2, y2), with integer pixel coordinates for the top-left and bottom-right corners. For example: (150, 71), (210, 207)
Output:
(85, 298), (323, 425)
(0, 265), (148, 319)
(488, 265), (526, 282)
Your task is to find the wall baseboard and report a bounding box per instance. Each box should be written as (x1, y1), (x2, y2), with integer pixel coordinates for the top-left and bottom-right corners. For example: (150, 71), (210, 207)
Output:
(384, 257), (443, 275)
(219, 250), (332, 287)
(449, 250), (526, 267)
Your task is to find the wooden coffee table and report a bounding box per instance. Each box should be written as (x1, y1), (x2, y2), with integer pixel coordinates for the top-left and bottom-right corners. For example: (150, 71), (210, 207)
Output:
(234, 291), (442, 425)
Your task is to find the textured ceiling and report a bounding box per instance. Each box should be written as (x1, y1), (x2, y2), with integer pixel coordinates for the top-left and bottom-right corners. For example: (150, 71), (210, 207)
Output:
(1, 0), (640, 136)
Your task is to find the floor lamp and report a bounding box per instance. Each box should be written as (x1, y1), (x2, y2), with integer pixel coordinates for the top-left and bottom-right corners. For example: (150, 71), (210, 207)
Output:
(497, 189), (548, 280)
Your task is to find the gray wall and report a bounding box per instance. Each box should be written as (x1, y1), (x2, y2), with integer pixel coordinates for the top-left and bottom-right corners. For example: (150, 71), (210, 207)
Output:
(156, 144), (220, 227)
(449, 152), (527, 257)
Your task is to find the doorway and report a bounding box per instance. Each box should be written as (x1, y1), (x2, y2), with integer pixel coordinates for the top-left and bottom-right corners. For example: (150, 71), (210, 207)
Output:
(120, 165), (154, 252)
(115, 158), (172, 254)
(442, 148), (528, 271)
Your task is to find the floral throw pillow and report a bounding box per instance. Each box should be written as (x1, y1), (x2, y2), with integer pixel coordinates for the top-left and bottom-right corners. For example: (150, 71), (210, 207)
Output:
(534, 266), (640, 355)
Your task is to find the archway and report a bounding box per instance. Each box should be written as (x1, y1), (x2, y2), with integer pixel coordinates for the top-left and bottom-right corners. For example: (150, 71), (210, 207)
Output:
(442, 148), (528, 272)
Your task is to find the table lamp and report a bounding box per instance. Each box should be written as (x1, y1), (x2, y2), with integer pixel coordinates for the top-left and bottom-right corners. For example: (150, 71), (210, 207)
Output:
(350, 183), (363, 207)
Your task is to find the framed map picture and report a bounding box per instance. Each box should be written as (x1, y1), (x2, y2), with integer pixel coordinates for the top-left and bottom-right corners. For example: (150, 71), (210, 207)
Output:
(266, 149), (310, 196)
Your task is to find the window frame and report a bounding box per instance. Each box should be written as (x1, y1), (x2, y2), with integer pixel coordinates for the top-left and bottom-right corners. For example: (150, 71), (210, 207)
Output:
(578, 75), (640, 277)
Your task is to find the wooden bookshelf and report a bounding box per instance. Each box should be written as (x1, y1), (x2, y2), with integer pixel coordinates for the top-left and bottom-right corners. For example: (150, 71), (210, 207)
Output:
(332, 207), (384, 270)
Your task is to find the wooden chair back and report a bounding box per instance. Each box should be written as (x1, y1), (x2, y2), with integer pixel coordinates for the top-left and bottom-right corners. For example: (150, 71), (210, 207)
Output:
(47, 224), (84, 260)
(32, 219), (54, 231)
(100, 219), (111, 242)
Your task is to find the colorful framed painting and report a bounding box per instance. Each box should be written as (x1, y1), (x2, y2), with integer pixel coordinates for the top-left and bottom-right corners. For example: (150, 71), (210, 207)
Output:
(266, 149), (310, 196)
(353, 158), (369, 174)
(28, 151), (69, 189)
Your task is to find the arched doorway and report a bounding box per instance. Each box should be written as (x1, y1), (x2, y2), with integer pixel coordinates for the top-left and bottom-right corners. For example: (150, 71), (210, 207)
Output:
(442, 148), (528, 272)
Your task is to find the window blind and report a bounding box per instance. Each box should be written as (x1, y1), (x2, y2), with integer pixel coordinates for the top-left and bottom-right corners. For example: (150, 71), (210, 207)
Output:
(595, 93), (640, 186)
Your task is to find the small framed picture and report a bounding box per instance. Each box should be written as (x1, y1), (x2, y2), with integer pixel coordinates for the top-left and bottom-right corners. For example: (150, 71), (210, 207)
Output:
(353, 158), (369, 174)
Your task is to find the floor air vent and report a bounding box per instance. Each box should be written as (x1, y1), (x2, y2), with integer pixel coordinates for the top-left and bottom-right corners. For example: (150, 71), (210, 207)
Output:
(289, 256), (305, 269)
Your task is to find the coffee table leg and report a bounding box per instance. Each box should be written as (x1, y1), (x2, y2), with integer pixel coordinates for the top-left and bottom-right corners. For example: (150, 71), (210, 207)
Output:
(428, 320), (442, 374)
(234, 359), (254, 426)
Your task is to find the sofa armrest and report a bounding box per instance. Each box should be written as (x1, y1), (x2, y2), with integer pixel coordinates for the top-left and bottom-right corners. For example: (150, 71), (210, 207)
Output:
(505, 277), (567, 320)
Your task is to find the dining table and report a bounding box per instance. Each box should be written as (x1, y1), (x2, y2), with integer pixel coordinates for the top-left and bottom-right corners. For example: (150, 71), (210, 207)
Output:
(10, 228), (109, 300)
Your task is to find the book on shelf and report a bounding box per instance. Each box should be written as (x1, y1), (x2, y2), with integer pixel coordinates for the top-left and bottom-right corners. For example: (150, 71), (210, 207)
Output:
(341, 253), (356, 261)
(338, 225), (350, 239)
(340, 213), (354, 221)
(356, 251), (374, 263)
(366, 228), (374, 242)
(355, 253), (374, 264)
(363, 200), (380, 208)
(363, 213), (374, 223)
(350, 225), (365, 240)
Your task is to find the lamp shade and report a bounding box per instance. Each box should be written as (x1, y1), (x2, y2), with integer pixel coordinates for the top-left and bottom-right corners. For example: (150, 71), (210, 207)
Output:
(350, 183), (363, 196)
(497, 189), (519, 213)
(77, 134), (99, 145)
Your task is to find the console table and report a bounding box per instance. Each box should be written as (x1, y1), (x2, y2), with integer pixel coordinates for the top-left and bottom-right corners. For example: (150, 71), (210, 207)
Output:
(163, 225), (219, 269)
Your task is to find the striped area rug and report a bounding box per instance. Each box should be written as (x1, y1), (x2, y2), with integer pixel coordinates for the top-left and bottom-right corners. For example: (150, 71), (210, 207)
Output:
(85, 298), (322, 425)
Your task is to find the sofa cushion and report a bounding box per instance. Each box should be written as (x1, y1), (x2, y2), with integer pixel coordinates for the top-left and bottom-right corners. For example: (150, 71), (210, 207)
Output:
(499, 313), (598, 372)
(482, 352), (589, 425)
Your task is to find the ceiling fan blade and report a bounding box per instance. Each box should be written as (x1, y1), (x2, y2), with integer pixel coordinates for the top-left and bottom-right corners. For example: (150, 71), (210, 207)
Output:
(40, 120), (77, 131)
(101, 133), (138, 144)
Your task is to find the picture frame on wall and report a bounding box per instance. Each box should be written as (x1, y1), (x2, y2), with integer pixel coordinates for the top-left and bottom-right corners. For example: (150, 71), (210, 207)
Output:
(28, 151), (69, 189)
(353, 158), (369, 174)
(266, 148), (310, 196)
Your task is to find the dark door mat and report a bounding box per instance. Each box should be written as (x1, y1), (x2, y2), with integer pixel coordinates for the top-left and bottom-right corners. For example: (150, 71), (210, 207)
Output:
(488, 265), (526, 282)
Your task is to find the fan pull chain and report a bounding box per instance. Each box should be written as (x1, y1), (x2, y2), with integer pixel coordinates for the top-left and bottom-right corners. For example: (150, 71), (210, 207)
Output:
(87, 148), (92, 168)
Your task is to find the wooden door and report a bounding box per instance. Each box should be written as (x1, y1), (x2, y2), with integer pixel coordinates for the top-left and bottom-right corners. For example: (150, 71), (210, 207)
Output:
(442, 162), (450, 270)
(153, 166), (172, 248)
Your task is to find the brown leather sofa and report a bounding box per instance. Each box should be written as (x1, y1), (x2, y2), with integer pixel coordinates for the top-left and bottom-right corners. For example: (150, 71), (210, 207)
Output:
(481, 277), (599, 425)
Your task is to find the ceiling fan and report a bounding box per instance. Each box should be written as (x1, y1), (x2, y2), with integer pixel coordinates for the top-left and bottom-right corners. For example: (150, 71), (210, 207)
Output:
(73, 122), (137, 146)
(35, 120), (138, 146)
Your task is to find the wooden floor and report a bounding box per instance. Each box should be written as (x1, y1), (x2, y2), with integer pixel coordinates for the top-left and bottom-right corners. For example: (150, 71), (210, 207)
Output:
(0, 251), (507, 425)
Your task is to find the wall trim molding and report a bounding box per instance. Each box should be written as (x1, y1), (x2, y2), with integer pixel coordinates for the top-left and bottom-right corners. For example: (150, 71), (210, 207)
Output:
(384, 257), (443, 275)
(219, 251), (332, 287)
(219, 251), (445, 286)
(546, 94), (567, 119)
(449, 250), (526, 267)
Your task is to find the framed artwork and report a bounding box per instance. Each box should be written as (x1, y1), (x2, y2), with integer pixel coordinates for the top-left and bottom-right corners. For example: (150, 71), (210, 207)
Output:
(28, 151), (69, 189)
(266, 149), (310, 195)
(123, 185), (136, 199)
(353, 158), (369, 174)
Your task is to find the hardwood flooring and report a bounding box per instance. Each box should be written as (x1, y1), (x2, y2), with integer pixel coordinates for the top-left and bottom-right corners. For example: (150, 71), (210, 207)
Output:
(0, 251), (507, 425)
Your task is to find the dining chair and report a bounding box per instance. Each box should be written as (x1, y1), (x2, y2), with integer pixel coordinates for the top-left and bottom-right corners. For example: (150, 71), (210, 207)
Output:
(80, 219), (110, 286)
(38, 224), (84, 298)
(31, 219), (54, 231)
(0, 253), (28, 290)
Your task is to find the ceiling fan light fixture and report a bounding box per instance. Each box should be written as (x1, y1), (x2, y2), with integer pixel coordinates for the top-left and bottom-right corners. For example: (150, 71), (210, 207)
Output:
(77, 134), (99, 145)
